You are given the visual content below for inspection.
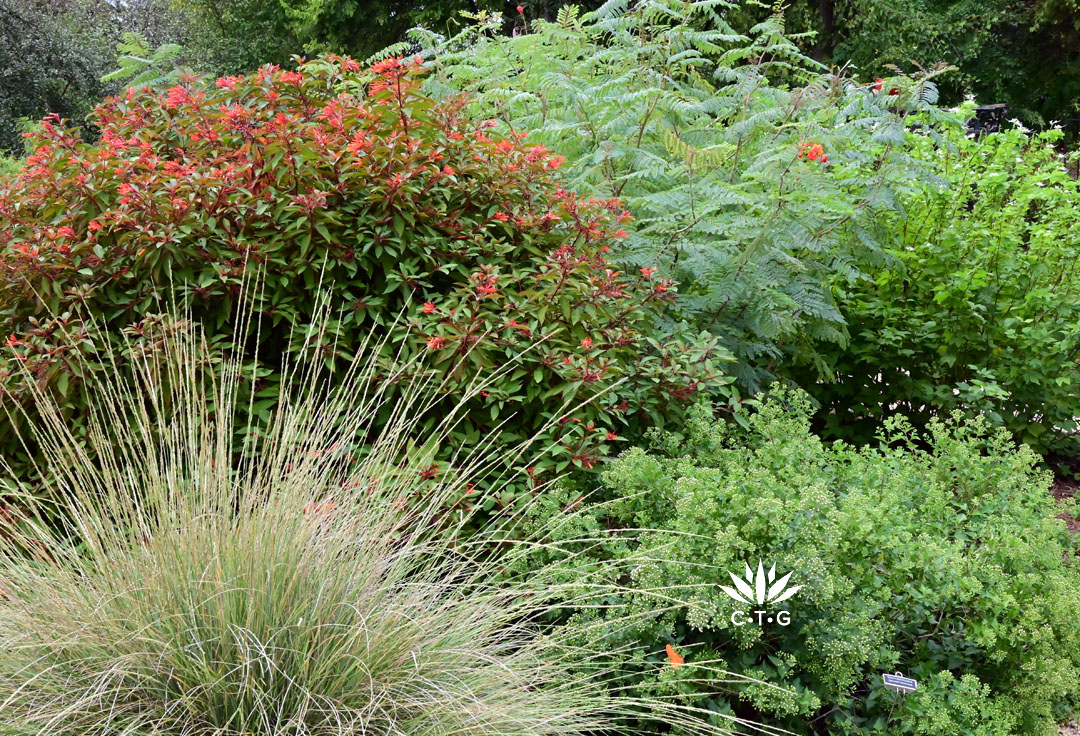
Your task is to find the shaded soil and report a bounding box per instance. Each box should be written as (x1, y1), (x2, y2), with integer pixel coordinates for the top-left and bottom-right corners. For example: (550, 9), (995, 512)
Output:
(1054, 477), (1079, 534)
(1056, 474), (1080, 734)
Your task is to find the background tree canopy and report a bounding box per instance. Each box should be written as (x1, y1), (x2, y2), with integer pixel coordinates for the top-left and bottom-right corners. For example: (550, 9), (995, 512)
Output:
(3, 0), (1078, 158)
(0, 0), (185, 154)
(776, 0), (1080, 126)
(171, 0), (607, 72)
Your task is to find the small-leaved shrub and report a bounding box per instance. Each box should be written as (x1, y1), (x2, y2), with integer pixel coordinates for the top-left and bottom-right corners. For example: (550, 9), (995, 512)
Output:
(520, 392), (1080, 734)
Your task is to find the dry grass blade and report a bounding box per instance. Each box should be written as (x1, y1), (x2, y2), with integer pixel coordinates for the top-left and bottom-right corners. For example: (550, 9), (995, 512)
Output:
(0, 310), (790, 736)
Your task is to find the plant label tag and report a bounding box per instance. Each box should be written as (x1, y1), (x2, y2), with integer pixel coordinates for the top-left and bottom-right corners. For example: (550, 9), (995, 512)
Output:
(882, 673), (918, 693)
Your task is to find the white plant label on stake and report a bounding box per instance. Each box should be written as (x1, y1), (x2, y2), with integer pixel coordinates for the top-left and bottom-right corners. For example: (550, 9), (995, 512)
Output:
(882, 673), (918, 694)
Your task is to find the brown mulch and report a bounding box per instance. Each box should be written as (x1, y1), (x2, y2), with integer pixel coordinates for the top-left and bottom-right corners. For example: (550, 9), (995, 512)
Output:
(1055, 475), (1080, 732)
(1053, 477), (1079, 534)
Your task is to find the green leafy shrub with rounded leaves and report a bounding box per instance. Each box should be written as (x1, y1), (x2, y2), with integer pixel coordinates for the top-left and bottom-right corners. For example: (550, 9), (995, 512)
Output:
(519, 392), (1080, 734)
(800, 124), (1080, 461)
(0, 54), (731, 504)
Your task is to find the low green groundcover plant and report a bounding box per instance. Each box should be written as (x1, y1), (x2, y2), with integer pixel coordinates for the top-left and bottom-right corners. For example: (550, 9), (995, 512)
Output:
(520, 392), (1080, 734)
(0, 53), (730, 508)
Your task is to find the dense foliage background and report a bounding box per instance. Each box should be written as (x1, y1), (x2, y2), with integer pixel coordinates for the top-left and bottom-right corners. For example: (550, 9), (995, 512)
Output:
(413, 4), (945, 391)
(773, 0), (1080, 126)
(3, 1), (1080, 735)
(800, 123), (1080, 459)
(3, 0), (1079, 158)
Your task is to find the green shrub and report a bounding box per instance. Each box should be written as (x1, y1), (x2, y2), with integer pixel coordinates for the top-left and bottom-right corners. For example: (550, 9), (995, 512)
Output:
(0, 54), (731, 504)
(411, 0), (952, 390)
(802, 124), (1080, 460)
(0, 153), (18, 180)
(0, 319), (759, 736)
(520, 392), (1080, 734)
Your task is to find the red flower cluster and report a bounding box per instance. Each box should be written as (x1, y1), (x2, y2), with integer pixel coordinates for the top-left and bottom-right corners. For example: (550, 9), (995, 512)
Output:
(471, 271), (499, 299)
(797, 141), (828, 163)
(0, 53), (721, 498)
(164, 85), (190, 110)
(369, 55), (424, 90)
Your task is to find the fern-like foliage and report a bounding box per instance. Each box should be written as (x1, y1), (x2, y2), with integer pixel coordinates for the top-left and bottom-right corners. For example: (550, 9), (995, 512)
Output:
(410, 0), (959, 390)
(100, 32), (183, 90)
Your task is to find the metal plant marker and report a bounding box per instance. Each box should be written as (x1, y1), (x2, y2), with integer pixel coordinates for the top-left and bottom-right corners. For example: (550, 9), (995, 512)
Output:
(882, 672), (918, 694)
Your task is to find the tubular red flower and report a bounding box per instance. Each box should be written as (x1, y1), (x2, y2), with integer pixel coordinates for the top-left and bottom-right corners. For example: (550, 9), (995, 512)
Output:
(164, 86), (189, 110)
(371, 57), (402, 75)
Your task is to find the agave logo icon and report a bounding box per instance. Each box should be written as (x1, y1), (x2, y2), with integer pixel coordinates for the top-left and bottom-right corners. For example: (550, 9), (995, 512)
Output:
(721, 561), (801, 627)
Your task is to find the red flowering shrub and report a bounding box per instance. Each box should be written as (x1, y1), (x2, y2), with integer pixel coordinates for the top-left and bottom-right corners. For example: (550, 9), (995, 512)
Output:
(0, 55), (731, 503)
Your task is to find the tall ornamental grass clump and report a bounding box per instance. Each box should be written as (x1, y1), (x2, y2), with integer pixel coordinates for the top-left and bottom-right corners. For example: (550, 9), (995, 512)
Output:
(0, 317), (776, 736)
